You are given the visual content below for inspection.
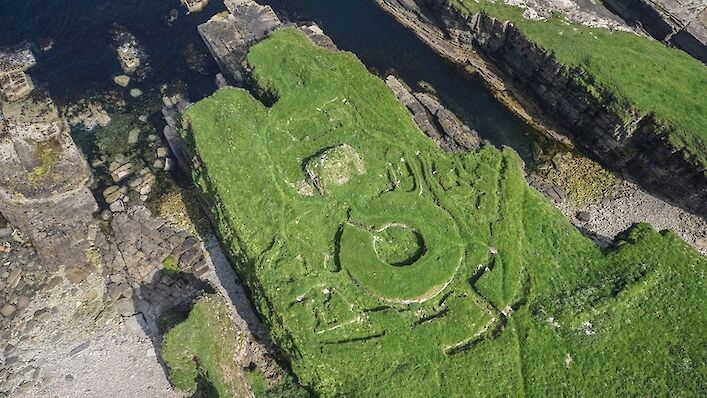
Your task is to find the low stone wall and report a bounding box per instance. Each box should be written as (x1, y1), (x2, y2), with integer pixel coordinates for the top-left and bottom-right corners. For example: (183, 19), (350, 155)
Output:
(377, 0), (707, 217)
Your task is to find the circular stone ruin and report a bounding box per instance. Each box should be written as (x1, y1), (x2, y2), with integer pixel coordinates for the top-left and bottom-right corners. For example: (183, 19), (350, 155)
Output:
(373, 224), (425, 266)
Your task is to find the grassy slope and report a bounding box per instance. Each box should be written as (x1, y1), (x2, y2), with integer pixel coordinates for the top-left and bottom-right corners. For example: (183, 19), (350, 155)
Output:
(452, 0), (707, 166)
(184, 28), (706, 397)
(161, 295), (249, 397)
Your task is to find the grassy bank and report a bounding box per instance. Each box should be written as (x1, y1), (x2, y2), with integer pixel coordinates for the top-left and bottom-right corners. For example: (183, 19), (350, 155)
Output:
(452, 0), (707, 166)
(161, 295), (250, 397)
(161, 294), (310, 397)
(183, 28), (706, 396)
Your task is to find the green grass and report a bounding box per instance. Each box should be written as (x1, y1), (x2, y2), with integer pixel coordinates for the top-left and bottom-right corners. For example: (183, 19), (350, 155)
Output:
(374, 224), (424, 266)
(452, 0), (707, 166)
(161, 294), (311, 398)
(162, 255), (180, 276)
(183, 28), (706, 397)
(161, 295), (249, 397)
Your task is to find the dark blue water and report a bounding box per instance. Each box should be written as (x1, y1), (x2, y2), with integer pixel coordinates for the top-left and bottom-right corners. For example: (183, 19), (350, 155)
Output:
(0, 0), (223, 102)
(262, 0), (537, 159)
(0, 0), (537, 159)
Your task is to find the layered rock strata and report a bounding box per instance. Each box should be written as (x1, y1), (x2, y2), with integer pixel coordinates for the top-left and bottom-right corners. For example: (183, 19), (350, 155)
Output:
(0, 95), (98, 275)
(386, 75), (480, 152)
(377, 0), (707, 217)
(605, 0), (707, 63)
(198, 0), (282, 83)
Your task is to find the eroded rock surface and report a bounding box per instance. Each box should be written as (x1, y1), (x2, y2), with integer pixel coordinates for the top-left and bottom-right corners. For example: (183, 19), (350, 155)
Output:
(605, 0), (707, 63)
(0, 95), (98, 276)
(377, 0), (707, 217)
(386, 75), (481, 152)
(198, 0), (282, 83)
(0, 48), (35, 102)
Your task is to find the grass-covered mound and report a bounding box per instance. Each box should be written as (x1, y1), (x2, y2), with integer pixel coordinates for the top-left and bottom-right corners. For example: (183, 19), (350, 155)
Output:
(183, 28), (706, 396)
(452, 0), (707, 167)
(161, 294), (309, 398)
(161, 295), (249, 397)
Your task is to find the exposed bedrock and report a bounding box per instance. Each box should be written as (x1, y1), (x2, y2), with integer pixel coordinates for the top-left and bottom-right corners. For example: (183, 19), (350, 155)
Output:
(603, 0), (707, 64)
(197, 0), (282, 84)
(198, 0), (337, 87)
(0, 95), (99, 275)
(386, 75), (481, 152)
(377, 0), (707, 217)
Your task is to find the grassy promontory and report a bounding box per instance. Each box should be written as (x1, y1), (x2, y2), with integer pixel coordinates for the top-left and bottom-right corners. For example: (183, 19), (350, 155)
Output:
(182, 28), (706, 397)
(453, 0), (707, 167)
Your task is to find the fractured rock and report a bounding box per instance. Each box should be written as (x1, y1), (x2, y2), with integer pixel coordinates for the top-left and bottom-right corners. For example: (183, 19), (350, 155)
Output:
(197, 0), (282, 82)
(386, 75), (480, 152)
(115, 297), (136, 317)
(109, 200), (126, 213)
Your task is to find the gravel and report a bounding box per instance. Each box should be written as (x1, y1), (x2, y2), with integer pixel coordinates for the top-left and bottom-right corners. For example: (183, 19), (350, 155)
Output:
(557, 180), (707, 254)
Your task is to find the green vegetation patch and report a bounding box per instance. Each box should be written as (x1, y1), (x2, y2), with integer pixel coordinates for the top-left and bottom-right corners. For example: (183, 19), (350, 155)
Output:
(305, 144), (365, 193)
(341, 192), (463, 301)
(184, 28), (706, 397)
(453, 0), (707, 166)
(374, 224), (424, 266)
(28, 137), (63, 184)
(162, 255), (180, 276)
(161, 295), (249, 398)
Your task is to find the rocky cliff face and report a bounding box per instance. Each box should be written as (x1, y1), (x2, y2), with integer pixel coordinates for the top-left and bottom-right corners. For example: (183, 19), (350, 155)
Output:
(377, 0), (707, 217)
(604, 0), (707, 64)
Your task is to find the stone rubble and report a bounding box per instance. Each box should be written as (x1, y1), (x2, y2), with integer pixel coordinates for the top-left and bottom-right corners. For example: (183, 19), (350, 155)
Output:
(0, 48), (36, 102)
(502, 0), (634, 31)
(0, 199), (224, 396)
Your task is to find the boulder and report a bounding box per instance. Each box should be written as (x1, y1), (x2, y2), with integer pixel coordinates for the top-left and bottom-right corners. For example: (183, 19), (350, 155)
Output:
(115, 297), (136, 317)
(109, 200), (126, 213)
(576, 211), (591, 222)
(113, 75), (131, 87)
(0, 304), (16, 318)
(156, 147), (170, 158)
(128, 129), (140, 145)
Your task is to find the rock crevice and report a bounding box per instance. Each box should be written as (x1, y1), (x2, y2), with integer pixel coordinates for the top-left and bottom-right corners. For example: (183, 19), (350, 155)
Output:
(377, 0), (707, 217)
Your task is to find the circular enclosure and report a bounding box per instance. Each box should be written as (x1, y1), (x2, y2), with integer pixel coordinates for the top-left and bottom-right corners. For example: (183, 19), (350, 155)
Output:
(373, 224), (425, 266)
(339, 192), (464, 302)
